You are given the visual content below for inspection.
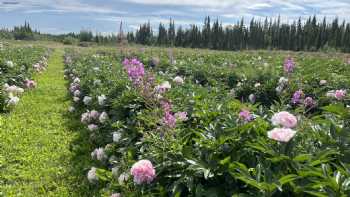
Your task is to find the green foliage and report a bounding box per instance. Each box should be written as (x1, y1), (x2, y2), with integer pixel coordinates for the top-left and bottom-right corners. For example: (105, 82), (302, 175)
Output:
(13, 21), (34, 40)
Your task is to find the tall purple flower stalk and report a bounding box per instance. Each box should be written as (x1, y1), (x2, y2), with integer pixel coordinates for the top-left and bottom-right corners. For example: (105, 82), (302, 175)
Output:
(284, 57), (296, 73)
(292, 90), (304, 104)
(162, 112), (176, 128)
(161, 100), (176, 128)
(123, 58), (145, 85)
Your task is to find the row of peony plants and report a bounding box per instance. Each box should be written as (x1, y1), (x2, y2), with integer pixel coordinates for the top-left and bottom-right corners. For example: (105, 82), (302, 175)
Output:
(64, 48), (349, 197)
(0, 46), (49, 112)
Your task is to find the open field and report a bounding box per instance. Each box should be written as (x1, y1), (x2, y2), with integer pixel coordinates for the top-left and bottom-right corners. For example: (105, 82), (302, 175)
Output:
(0, 41), (350, 196)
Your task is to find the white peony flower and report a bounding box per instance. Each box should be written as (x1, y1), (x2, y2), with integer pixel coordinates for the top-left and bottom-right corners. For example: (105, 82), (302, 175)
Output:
(173, 76), (184, 85)
(7, 96), (20, 106)
(118, 172), (129, 185)
(278, 77), (289, 85)
(3, 83), (9, 89)
(93, 79), (101, 86)
(68, 106), (75, 112)
(5, 85), (23, 95)
(249, 94), (256, 103)
(98, 94), (106, 106)
(161, 81), (171, 88)
(99, 112), (109, 123)
(83, 96), (92, 105)
(73, 77), (80, 83)
(87, 167), (98, 183)
(73, 96), (80, 102)
(91, 148), (107, 161)
(326, 90), (335, 98)
(113, 132), (122, 143)
(6, 61), (14, 68)
(275, 85), (284, 94)
(17, 88), (24, 94)
(319, 80), (327, 86)
(112, 167), (119, 178)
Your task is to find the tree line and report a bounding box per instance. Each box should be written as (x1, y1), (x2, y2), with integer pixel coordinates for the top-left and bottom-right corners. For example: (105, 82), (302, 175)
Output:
(128, 16), (350, 52)
(1, 16), (350, 52)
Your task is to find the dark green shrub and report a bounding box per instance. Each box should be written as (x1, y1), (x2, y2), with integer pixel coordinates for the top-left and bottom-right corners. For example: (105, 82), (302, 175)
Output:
(62, 36), (78, 45)
(193, 70), (208, 85)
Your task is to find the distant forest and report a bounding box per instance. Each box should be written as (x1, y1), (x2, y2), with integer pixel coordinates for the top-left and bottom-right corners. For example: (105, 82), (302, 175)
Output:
(1, 16), (350, 52)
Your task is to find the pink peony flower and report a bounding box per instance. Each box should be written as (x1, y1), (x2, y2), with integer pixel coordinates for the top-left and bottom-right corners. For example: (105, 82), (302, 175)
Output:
(73, 90), (81, 97)
(69, 84), (80, 93)
(130, 160), (156, 184)
(335, 90), (346, 100)
(88, 124), (98, 131)
(268, 128), (297, 142)
(111, 193), (122, 197)
(25, 79), (37, 89)
(239, 109), (253, 122)
(89, 110), (100, 120)
(271, 111), (298, 128)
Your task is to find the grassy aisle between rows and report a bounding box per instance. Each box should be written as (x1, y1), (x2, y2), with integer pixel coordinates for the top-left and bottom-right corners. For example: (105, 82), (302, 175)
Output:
(0, 49), (97, 196)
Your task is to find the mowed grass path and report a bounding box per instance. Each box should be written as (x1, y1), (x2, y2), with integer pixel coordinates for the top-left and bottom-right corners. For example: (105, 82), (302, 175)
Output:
(0, 50), (97, 196)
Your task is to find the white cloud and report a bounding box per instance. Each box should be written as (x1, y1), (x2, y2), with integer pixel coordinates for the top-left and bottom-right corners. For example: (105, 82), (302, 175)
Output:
(2, 0), (350, 34)
(122, 0), (350, 18)
(247, 3), (272, 10)
(0, 0), (127, 14)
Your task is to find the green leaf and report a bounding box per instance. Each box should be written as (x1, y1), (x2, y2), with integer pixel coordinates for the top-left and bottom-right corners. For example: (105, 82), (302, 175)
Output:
(293, 154), (311, 162)
(279, 174), (298, 185)
(95, 168), (112, 182)
(304, 191), (329, 197)
(219, 156), (231, 165)
(322, 104), (348, 117)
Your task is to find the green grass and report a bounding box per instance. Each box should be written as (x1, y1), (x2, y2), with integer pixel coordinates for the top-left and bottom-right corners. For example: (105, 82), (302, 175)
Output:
(0, 49), (99, 197)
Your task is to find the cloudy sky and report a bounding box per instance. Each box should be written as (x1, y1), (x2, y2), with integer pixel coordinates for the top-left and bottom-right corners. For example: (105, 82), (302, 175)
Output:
(0, 0), (350, 34)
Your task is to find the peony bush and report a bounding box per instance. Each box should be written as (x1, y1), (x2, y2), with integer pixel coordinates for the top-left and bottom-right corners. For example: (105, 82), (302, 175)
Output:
(65, 48), (350, 196)
(0, 46), (49, 112)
